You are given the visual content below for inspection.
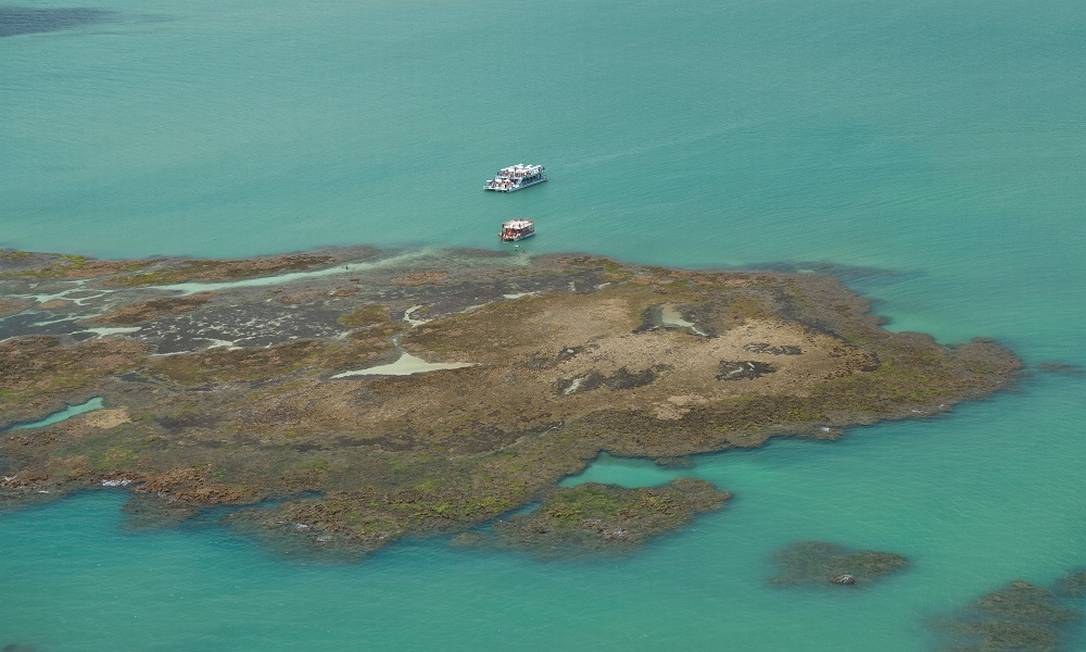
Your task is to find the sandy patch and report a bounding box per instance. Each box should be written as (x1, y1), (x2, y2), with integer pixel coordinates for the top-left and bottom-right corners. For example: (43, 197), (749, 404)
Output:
(82, 408), (130, 429)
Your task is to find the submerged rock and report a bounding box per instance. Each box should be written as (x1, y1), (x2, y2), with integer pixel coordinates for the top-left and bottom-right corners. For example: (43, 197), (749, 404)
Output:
(1052, 569), (1086, 599)
(654, 456), (695, 469)
(223, 504), (397, 562)
(1037, 362), (1083, 377)
(468, 479), (729, 558)
(770, 541), (908, 588)
(936, 580), (1081, 652)
(121, 493), (202, 530)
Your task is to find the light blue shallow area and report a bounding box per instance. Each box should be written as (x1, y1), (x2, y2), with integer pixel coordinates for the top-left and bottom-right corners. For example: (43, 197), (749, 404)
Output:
(2, 0), (1086, 649)
(2, 397), (103, 432)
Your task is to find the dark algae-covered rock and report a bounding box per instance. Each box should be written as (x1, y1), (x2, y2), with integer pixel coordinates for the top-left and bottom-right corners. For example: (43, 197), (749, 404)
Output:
(0, 247), (1020, 558)
(936, 580), (1082, 652)
(478, 479), (729, 557)
(654, 456), (696, 469)
(744, 342), (802, 355)
(0, 297), (31, 318)
(121, 493), (204, 530)
(1036, 362), (1083, 377)
(770, 541), (908, 587)
(716, 360), (777, 381)
(556, 365), (664, 395)
(1052, 569), (1086, 599)
(90, 293), (215, 325)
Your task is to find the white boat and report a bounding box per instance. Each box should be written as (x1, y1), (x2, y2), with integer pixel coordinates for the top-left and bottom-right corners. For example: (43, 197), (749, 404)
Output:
(484, 163), (547, 192)
(500, 219), (535, 242)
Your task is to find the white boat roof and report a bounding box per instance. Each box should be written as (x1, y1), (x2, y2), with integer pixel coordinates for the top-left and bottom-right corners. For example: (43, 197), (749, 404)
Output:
(497, 163), (543, 173)
(502, 219), (534, 228)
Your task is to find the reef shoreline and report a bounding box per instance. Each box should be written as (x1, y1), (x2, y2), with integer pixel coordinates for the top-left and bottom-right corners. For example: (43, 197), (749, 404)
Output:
(0, 246), (1020, 557)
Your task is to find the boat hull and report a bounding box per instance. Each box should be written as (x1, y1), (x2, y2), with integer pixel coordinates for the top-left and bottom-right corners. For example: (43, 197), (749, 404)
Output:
(484, 175), (548, 192)
(501, 231), (535, 242)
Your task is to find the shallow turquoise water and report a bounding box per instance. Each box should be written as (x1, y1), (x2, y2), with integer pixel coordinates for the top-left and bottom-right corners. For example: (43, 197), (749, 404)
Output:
(2, 397), (103, 432)
(3, 0), (1086, 649)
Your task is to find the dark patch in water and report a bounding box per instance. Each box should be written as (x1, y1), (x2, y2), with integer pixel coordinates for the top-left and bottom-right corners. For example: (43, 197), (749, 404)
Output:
(770, 541), (908, 588)
(934, 580), (1082, 651)
(1037, 362), (1084, 377)
(740, 260), (918, 284)
(0, 6), (117, 37)
(1053, 569), (1086, 599)
(654, 456), (695, 469)
(121, 493), (201, 530)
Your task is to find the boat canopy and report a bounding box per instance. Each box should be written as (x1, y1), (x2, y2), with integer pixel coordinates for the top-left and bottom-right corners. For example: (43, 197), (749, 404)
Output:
(496, 163), (544, 178)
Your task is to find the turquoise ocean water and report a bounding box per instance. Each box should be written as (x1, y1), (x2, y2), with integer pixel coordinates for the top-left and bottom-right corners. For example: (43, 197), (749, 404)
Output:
(2, 0), (1085, 649)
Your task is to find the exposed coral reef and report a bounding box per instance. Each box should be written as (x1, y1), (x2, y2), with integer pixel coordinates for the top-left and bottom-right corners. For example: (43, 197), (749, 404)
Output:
(454, 479), (729, 558)
(0, 247), (1019, 557)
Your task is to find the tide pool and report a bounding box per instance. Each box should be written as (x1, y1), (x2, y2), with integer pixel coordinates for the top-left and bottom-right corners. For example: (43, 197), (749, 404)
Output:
(2, 0), (1086, 649)
(2, 397), (104, 432)
(331, 352), (475, 378)
(150, 250), (435, 296)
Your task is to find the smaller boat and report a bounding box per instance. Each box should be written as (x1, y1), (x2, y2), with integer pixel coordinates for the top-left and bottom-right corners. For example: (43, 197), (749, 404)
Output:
(500, 219), (535, 242)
